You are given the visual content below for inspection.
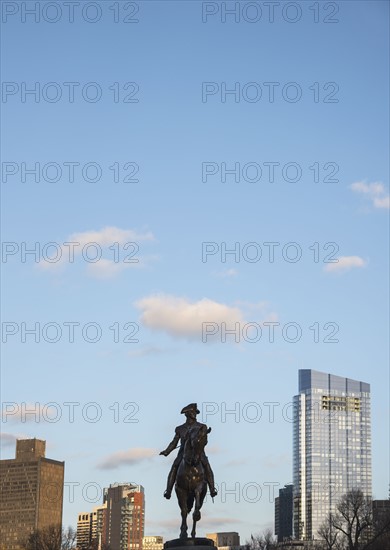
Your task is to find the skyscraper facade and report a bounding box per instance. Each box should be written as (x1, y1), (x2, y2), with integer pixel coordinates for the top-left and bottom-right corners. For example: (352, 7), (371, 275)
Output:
(293, 370), (371, 541)
(0, 438), (64, 549)
(275, 484), (293, 542)
(104, 483), (145, 550)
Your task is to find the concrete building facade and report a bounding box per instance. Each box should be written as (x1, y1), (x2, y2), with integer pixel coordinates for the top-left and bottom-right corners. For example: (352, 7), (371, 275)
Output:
(206, 532), (240, 549)
(77, 511), (94, 549)
(76, 503), (107, 549)
(0, 438), (64, 549)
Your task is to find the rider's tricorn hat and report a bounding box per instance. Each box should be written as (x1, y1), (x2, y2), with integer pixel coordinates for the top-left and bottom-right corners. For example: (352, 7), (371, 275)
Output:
(181, 403), (200, 414)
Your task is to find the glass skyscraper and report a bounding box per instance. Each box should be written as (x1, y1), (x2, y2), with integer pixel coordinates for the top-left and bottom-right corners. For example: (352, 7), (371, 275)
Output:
(293, 369), (372, 541)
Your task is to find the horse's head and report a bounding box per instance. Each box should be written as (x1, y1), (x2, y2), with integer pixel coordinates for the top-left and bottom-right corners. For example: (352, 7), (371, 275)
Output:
(183, 425), (208, 466)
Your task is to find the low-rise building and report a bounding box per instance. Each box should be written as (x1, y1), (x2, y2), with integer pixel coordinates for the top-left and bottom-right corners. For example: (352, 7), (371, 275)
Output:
(206, 532), (240, 549)
(143, 535), (163, 550)
(76, 504), (107, 549)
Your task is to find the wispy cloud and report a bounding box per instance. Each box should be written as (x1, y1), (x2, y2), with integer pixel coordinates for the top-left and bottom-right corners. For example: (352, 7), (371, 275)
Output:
(1, 403), (58, 423)
(149, 517), (241, 530)
(235, 301), (276, 315)
(350, 181), (389, 209)
(260, 453), (290, 470)
(373, 196), (390, 208)
(212, 268), (238, 278)
(205, 445), (222, 455)
(85, 258), (128, 279)
(127, 346), (172, 358)
(201, 517), (243, 527)
(97, 448), (157, 470)
(68, 227), (154, 246)
(224, 458), (248, 467)
(135, 294), (277, 341)
(37, 226), (156, 278)
(147, 519), (182, 530)
(324, 255), (367, 273)
(1, 432), (28, 446)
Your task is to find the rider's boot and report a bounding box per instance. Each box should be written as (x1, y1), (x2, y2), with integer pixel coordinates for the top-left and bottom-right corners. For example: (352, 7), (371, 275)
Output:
(204, 461), (218, 497)
(164, 469), (176, 499)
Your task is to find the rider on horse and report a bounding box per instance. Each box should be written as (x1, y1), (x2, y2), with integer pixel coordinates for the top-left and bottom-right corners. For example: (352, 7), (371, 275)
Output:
(160, 403), (218, 499)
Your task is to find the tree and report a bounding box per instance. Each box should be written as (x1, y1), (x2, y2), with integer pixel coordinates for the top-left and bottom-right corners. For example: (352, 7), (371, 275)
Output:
(330, 489), (372, 550)
(61, 526), (77, 550)
(367, 501), (390, 550)
(245, 530), (277, 550)
(317, 513), (344, 550)
(317, 490), (390, 550)
(25, 525), (62, 550)
(24, 525), (77, 550)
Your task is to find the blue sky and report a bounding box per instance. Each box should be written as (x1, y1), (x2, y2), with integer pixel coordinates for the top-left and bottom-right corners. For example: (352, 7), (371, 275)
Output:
(1, 0), (389, 542)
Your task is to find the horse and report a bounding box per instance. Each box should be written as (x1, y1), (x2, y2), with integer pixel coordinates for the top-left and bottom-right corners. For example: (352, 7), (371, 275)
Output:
(175, 424), (209, 539)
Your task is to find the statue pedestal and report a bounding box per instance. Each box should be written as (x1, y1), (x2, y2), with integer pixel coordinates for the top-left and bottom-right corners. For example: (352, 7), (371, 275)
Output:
(164, 538), (216, 550)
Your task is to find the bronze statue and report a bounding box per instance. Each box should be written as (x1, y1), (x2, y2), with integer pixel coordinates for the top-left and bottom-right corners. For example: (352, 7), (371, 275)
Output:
(160, 403), (217, 538)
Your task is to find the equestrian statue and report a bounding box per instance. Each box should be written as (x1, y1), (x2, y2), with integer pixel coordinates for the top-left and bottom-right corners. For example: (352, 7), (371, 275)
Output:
(160, 403), (217, 539)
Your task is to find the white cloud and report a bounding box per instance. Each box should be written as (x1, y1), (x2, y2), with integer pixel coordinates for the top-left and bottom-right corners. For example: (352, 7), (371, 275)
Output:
(69, 226), (154, 246)
(37, 226), (155, 277)
(350, 181), (385, 195)
(86, 258), (129, 279)
(373, 195), (390, 209)
(97, 447), (157, 469)
(135, 294), (278, 342)
(324, 256), (367, 273)
(212, 268), (238, 278)
(135, 294), (245, 339)
(350, 181), (389, 209)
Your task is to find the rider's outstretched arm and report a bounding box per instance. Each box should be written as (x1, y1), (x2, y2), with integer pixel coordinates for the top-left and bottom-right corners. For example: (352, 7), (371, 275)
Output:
(159, 428), (180, 456)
